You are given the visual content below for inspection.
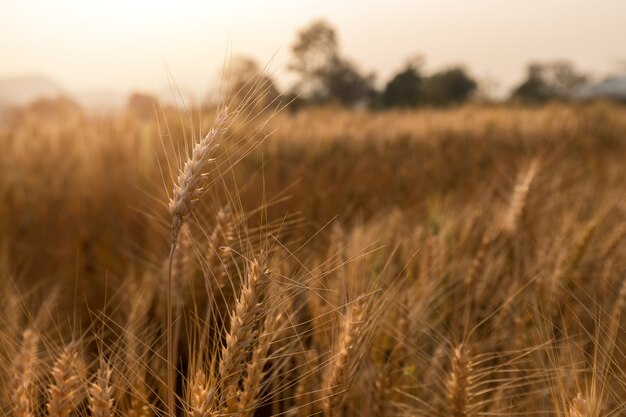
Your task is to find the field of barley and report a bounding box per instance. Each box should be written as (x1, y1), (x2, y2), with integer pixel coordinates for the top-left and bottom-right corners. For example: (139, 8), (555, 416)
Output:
(0, 101), (625, 416)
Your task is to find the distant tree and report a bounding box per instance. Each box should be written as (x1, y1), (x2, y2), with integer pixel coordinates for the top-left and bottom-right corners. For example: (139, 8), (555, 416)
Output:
(127, 92), (158, 119)
(383, 56), (424, 108)
(289, 19), (374, 106)
(512, 64), (550, 104)
(423, 67), (477, 106)
(324, 56), (376, 106)
(289, 19), (339, 100)
(547, 61), (587, 97)
(512, 61), (587, 103)
(17, 96), (82, 119)
(226, 56), (280, 111)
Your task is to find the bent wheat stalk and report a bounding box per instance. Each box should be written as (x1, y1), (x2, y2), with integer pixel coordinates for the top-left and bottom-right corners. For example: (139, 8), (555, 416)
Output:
(167, 108), (229, 417)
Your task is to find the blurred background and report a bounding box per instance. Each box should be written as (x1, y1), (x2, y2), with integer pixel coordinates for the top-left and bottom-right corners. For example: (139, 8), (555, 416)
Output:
(1, 0), (626, 114)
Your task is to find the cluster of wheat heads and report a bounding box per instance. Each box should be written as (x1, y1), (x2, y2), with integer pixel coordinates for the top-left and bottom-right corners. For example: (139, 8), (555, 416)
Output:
(0, 102), (625, 417)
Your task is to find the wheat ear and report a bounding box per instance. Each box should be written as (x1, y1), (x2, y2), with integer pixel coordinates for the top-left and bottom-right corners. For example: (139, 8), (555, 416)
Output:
(502, 158), (539, 235)
(88, 359), (114, 417)
(569, 393), (589, 417)
(169, 109), (229, 243)
(204, 206), (235, 305)
(215, 259), (269, 414)
(12, 328), (39, 417)
(47, 346), (86, 417)
(446, 344), (475, 417)
(236, 306), (285, 417)
(567, 219), (598, 273)
(323, 297), (370, 417)
(167, 108), (229, 417)
(188, 369), (216, 417)
(609, 273), (626, 331)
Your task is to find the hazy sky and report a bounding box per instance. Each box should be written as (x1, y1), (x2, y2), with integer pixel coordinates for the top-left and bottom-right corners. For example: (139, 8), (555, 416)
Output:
(1, 0), (625, 97)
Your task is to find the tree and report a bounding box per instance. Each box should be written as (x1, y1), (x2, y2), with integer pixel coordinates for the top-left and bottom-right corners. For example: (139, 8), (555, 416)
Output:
(423, 67), (477, 106)
(289, 19), (339, 100)
(324, 56), (376, 106)
(512, 61), (587, 103)
(289, 19), (374, 106)
(512, 64), (550, 104)
(382, 56), (424, 108)
(546, 61), (587, 97)
(225, 56), (280, 111)
(127, 92), (158, 119)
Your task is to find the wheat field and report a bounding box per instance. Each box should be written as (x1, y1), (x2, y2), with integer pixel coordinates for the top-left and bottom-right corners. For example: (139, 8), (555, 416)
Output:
(0, 101), (625, 417)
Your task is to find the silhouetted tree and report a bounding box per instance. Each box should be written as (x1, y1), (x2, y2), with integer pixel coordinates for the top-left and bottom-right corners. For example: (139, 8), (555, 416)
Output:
(423, 67), (477, 106)
(512, 64), (550, 104)
(289, 19), (374, 106)
(383, 57), (424, 108)
(512, 61), (587, 103)
(289, 19), (339, 100)
(324, 56), (376, 106)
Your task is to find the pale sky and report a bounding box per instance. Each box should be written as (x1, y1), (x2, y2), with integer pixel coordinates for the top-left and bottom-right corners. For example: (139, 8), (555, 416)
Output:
(1, 0), (625, 98)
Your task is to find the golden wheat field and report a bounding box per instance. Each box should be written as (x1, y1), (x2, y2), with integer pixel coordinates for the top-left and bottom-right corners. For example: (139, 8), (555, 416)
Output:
(0, 101), (625, 417)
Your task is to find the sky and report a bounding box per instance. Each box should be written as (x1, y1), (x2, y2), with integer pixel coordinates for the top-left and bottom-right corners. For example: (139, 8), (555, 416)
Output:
(1, 0), (625, 98)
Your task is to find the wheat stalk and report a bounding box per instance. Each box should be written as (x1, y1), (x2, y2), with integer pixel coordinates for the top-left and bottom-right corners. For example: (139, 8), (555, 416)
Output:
(203, 205), (236, 315)
(127, 384), (152, 417)
(166, 108), (229, 417)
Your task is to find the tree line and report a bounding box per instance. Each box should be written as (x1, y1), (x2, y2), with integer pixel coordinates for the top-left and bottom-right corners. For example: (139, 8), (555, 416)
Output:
(230, 19), (601, 110)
